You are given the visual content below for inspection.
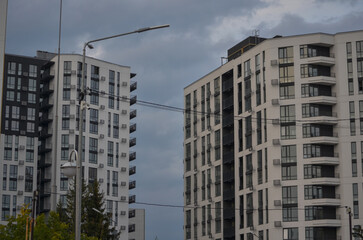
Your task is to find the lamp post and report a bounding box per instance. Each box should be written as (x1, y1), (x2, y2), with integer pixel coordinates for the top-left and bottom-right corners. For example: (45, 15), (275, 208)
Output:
(76, 24), (169, 240)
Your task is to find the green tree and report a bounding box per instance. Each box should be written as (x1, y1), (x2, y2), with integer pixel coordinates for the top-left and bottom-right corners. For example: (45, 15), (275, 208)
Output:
(57, 180), (119, 239)
(353, 225), (363, 239)
(0, 206), (72, 240)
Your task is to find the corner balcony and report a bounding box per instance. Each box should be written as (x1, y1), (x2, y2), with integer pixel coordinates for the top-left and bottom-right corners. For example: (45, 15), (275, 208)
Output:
(129, 122), (136, 133)
(130, 109), (137, 120)
(129, 180), (136, 190)
(129, 151), (136, 161)
(130, 81), (137, 92)
(39, 113), (53, 126)
(129, 166), (136, 175)
(129, 95), (137, 106)
(129, 195), (136, 204)
(39, 127), (53, 140)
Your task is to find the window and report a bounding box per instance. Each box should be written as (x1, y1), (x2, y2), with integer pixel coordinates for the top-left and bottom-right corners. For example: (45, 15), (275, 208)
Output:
(25, 166), (33, 192)
(347, 42), (352, 58)
(62, 105), (70, 130)
(349, 79), (354, 95)
(28, 79), (36, 92)
(109, 70), (115, 109)
(280, 84), (295, 99)
(7, 76), (15, 89)
(91, 65), (99, 79)
(215, 165), (221, 197)
(279, 47), (294, 64)
(8, 62), (16, 74)
(61, 135), (69, 161)
(29, 65), (37, 77)
(107, 141), (114, 167)
(246, 193), (253, 227)
(113, 113), (119, 139)
(282, 186), (298, 222)
(27, 122), (35, 132)
(348, 61), (353, 78)
(279, 65), (294, 83)
(214, 130), (221, 160)
(60, 173), (68, 191)
(246, 154), (253, 188)
(64, 61), (72, 74)
(89, 109), (98, 134)
(280, 105), (296, 139)
(357, 40), (363, 58)
(6, 91), (14, 101)
(112, 171), (118, 197)
(257, 150), (263, 184)
(27, 108), (35, 121)
(2, 195), (10, 221)
(28, 93), (36, 104)
(9, 165), (18, 191)
(89, 138), (98, 164)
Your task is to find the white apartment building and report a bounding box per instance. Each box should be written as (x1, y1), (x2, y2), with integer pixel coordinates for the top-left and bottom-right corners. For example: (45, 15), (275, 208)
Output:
(183, 30), (363, 240)
(128, 208), (145, 240)
(0, 51), (138, 239)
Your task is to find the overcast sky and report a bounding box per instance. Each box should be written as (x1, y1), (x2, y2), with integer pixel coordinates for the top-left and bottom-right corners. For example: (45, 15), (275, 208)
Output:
(5, 0), (363, 239)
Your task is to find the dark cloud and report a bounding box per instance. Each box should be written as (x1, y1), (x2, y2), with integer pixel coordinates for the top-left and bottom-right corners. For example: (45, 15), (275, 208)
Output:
(5, 0), (363, 239)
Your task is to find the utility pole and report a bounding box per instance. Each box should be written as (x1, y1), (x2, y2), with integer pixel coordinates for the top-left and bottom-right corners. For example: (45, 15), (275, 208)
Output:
(30, 190), (38, 240)
(346, 206), (353, 240)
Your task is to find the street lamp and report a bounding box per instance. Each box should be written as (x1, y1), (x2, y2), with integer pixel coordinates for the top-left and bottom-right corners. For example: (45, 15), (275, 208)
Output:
(75, 24), (169, 240)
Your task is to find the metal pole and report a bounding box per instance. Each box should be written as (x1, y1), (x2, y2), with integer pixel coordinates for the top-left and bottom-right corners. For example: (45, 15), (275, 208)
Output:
(75, 24), (169, 240)
(346, 206), (353, 240)
(30, 190), (38, 240)
(75, 45), (87, 240)
(52, 0), (62, 212)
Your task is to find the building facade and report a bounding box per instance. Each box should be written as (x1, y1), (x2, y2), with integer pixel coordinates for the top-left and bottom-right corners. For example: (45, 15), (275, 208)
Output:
(0, 53), (47, 222)
(183, 30), (363, 240)
(128, 208), (145, 240)
(0, 52), (138, 239)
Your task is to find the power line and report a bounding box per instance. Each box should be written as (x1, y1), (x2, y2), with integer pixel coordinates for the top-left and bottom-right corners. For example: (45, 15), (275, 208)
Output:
(89, 88), (363, 127)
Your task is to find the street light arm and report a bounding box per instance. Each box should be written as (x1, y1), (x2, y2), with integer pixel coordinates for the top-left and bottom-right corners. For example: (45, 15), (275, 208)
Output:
(86, 24), (170, 46)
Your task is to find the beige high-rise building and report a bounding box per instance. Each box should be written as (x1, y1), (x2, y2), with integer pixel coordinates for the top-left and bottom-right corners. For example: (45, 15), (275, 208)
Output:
(183, 30), (363, 240)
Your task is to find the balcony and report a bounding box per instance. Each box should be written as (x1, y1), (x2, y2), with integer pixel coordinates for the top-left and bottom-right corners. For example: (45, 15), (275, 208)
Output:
(40, 68), (54, 83)
(40, 98), (54, 110)
(129, 151), (136, 161)
(39, 113), (53, 126)
(38, 144), (52, 154)
(222, 96), (234, 110)
(304, 75), (336, 85)
(38, 155), (52, 168)
(130, 109), (137, 119)
(306, 155), (339, 165)
(307, 95), (337, 105)
(129, 195), (136, 204)
(222, 114), (234, 128)
(129, 166), (136, 175)
(129, 95), (137, 106)
(129, 209), (136, 218)
(309, 218), (341, 227)
(304, 113), (338, 125)
(223, 132), (234, 146)
(129, 180), (136, 190)
(39, 127), (53, 140)
(310, 176), (340, 186)
(129, 123), (136, 133)
(130, 81), (137, 92)
(223, 188), (235, 201)
(223, 151), (234, 164)
(306, 196), (341, 206)
(306, 55), (335, 66)
(40, 83), (54, 97)
(128, 224), (136, 232)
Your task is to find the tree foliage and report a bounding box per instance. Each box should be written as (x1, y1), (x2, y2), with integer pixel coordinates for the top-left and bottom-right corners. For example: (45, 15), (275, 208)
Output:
(353, 225), (363, 239)
(0, 206), (71, 240)
(57, 180), (119, 239)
